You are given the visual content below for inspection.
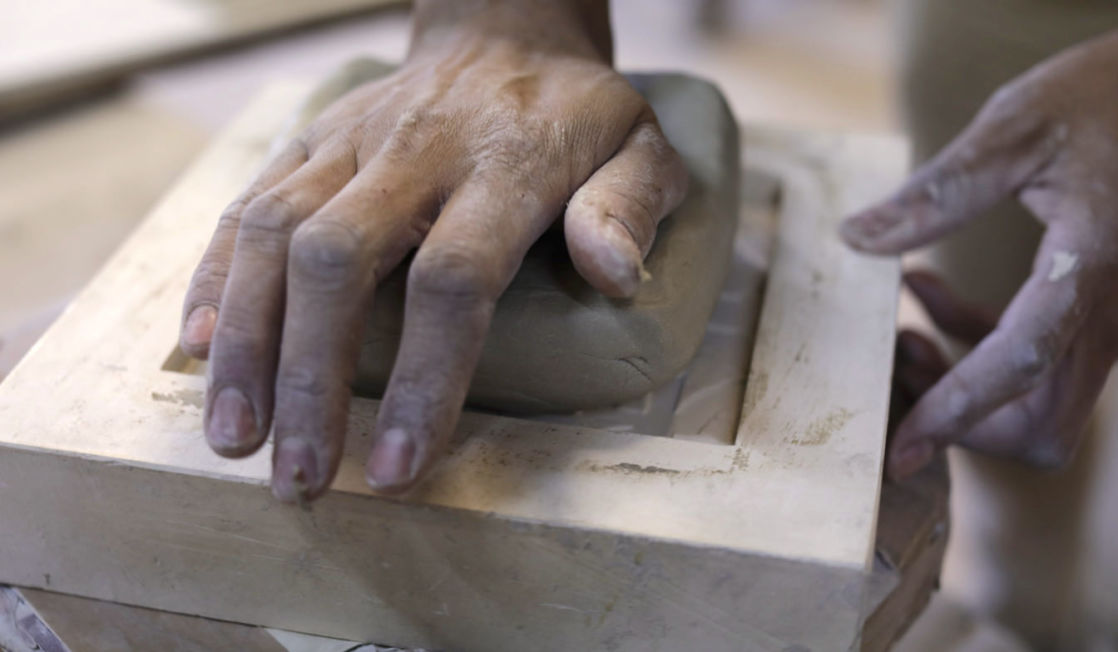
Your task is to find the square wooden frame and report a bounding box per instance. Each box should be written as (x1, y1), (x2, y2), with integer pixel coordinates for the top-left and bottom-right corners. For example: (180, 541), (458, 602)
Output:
(0, 82), (906, 651)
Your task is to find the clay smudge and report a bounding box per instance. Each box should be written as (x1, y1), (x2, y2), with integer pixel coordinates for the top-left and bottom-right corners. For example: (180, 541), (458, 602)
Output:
(151, 389), (204, 409)
(792, 408), (854, 446)
(579, 446), (749, 478)
(603, 462), (682, 476)
(1048, 250), (1079, 282)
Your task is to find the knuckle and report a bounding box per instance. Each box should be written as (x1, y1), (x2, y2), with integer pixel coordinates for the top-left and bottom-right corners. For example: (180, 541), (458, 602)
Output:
(187, 256), (230, 297)
(217, 198), (249, 230)
(393, 105), (433, 131)
(1010, 337), (1057, 381)
(210, 313), (270, 365)
(289, 220), (363, 285)
(409, 245), (502, 303)
(493, 73), (541, 111)
(378, 106), (440, 159)
(610, 186), (660, 234)
(1020, 433), (1076, 470)
(483, 120), (553, 170)
(240, 192), (302, 237)
(276, 364), (332, 399)
(984, 84), (1021, 116)
(628, 118), (666, 150)
(981, 75), (1041, 122)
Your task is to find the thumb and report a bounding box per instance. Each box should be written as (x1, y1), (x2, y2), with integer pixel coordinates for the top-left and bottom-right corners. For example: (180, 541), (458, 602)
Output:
(564, 116), (688, 298)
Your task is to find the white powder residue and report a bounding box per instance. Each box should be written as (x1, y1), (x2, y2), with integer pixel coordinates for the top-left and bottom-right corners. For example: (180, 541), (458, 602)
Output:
(1048, 251), (1079, 282)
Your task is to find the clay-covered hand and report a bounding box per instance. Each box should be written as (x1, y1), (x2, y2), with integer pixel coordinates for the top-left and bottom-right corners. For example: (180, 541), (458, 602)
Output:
(176, 0), (688, 500)
(842, 31), (1118, 480)
(889, 272), (993, 454)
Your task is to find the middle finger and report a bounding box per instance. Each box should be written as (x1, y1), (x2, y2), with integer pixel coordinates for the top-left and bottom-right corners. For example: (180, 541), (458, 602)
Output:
(366, 171), (560, 492)
(270, 160), (440, 502)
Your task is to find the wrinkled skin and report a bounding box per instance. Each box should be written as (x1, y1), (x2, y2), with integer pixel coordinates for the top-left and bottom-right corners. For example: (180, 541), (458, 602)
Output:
(178, 0), (688, 501)
(843, 31), (1118, 481)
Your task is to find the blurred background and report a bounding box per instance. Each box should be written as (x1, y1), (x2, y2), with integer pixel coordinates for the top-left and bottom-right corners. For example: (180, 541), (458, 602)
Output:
(0, 0), (897, 380)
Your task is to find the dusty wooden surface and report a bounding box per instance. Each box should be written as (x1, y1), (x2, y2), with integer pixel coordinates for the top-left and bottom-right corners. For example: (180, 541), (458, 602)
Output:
(0, 459), (947, 652)
(0, 79), (905, 650)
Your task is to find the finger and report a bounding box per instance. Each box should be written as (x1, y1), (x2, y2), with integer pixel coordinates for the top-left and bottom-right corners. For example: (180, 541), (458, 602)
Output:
(564, 116), (688, 297)
(205, 139), (357, 458)
(366, 175), (557, 493)
(952, 346), (1109, 469)
(888, 227), (1096, 479)
(897, 329), (951, 372)
(270, 163), (438, 503)
(904, 271), (998, 345)
(955, 337), (1111, 469)
(180, 141), (308, 358)
(896, 364), (947, 406)
(892, 331), (949, 437)
(895, 330), (950, 401)
(840, 93), (1060, 254)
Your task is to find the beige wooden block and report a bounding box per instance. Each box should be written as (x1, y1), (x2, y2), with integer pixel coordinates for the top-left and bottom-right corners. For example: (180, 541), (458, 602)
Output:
(0, 80), (906, 651)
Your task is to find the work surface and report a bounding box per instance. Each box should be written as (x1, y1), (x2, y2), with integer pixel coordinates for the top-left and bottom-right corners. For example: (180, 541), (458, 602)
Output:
(0, 76), (907, 650)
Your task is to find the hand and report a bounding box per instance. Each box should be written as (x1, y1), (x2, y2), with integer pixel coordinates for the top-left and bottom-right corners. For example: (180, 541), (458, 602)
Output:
(842, 31), (1118, 480)
(177, 0), (688, 501)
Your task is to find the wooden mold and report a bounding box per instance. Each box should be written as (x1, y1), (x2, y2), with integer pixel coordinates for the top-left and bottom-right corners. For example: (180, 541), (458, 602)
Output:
(0, 81), (907, 651)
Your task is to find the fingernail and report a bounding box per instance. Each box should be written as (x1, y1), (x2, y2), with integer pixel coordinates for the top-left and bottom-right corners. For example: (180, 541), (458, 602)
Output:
(366, 428), (417, 490)
(613, 264), (642, 298)
(183, 305), (217, 350)
(891, 440), (934, 480)
(208, 387), (256, 453)
(597, 218), (646, 298)
(273, 437), (319, 503)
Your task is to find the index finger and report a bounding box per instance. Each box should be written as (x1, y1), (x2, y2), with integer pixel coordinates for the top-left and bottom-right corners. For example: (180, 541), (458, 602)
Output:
(888, 226), (1095, 478)
(840, 87), (1061, 255)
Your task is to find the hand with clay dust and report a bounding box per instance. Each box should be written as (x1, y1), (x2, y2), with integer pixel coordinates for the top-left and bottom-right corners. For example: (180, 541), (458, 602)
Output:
(177, 0), (688, 501)
(843, 31), (1118, 481)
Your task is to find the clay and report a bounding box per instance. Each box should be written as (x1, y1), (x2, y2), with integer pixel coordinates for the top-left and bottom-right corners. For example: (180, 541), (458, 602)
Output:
(289, 60), (741, 413)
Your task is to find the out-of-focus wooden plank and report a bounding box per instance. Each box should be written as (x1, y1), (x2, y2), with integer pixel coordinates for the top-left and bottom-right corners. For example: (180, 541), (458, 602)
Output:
(0, 96), (206, 379)
(0, 0), (408, 120)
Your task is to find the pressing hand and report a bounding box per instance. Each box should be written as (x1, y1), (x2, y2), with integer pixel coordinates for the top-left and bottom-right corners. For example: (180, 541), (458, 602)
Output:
(178, 0), (688, 500)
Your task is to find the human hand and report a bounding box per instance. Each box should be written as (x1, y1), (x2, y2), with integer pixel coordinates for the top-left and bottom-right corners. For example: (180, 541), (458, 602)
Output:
(843, 32), (1118, 480)
(177, 0), (688, 500)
